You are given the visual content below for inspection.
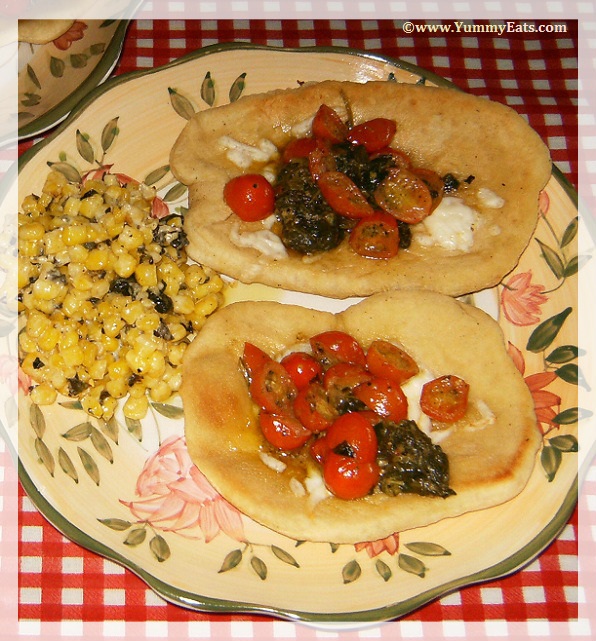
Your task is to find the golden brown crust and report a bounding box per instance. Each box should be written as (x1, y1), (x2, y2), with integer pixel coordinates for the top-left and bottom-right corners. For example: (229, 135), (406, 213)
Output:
(181, 291), (541, 543)
(170, 80), (552, 299)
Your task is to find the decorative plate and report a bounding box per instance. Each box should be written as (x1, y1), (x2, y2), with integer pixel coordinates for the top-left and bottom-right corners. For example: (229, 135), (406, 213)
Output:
(17, 19), (129, 140)
(13, 44), (583, 623)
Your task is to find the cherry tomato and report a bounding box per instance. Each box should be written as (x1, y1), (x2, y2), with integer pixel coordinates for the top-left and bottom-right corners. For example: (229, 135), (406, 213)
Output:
(323, 452), (380, 499)
(312, 104), (348, 144)
(282, 137), (318, 163)
(347, 118), (397, 153)
(353, 377), (408, 422)
(223, 174), (275, 222)
(366, 340), (419, 386)
(280, 351), (323, 390)
(324, 412), (378, 463)
(323, 362), (372, 409)
(371, 147), (412, 170)
(310, 330), (367, 368)
(373, 167), (432, 224)
(310, 436), (330, 464)
(412, 167), (444, 212)
(420, 375), (470, 423)
(293, 381), (337, 433)
(317, 171), (375, 219)
(241, 342), (272, 381)
(308, 145), (336, 182)
(259, 413), (312, 450)
(250, 359), (298, 414)
(348, 212), (400, 259)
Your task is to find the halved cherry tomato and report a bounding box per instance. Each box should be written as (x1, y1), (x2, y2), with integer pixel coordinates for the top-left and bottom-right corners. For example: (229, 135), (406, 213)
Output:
(259, 413), (312, 450)
(412, 167), (444, 212)
(317, 171), (375, 219)
(348, 212), (400, 259)
(420, 375), (469, 423)
(366, 340), (419, 385)
(353, 377), (408, 422)
(241, 342), (272, 381)
(310, 436), (330, 464)
(310, 331), (367, 368)
(373, 167), (432, 224)
(312, 104), (348, 144)
(371, 147), (412, 170)
(293, 381), (337, 433)
(223, 174), (275, 222)
(250, 360), (298, 414)
(282, 137), (318, 163)
(324, 412), (378, 463)
(308, 145), (336, 182)
(323, 362), (372, 409)
(323, 452), (380, 499)
(347, 118), (397, 153)
(280, 351), (323, 390)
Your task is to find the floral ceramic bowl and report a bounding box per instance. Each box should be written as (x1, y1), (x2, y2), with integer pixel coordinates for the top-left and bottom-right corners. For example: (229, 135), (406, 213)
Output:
(13, 43), (582, 622)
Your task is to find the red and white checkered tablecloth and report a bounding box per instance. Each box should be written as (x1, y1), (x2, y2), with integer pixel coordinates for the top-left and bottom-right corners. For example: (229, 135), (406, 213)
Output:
(16, 17), (580, 637)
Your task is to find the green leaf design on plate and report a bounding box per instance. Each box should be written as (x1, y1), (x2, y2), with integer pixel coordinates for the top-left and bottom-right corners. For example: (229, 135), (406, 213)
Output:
(375, 559), (392, 581)
(90, 43), (106, 56)
(546, 345), (579, 364)
(26, 64), (41, 89)
(342, 560), (361, 584)
(168, 87), (196, 120)
(49, 56), (65, 78)
(554, 407), (585, 425)
(201, 71), (215, 106)
(30, 403), (46, 439)
(145, 165), (170, 186)
(70, 53), (88, 69)
(219, 549), (243, 573)
(101, 117), (120, 153)
(555, 363), (579, 385)
(102, 416), (119, 444)
(90, 426), (114, 463)
(271, 545), (300, 568)
(98, 518), (132, 531)
(35, 438), (55, 476)
(150, 534), (171, 562)
(535, 238), (565, 279)
(21, 93), (41, 107)
(151, 402), (184, 420)
(541, 445), (562, 482)
(58, 447), (78, 483)
(124, 527), (147, 546)
(560, 216), (578, 248)
(563, 255), (580, 277)
(48, 161), (82, 183)
(548, 434), (578, 452)
(526, 307), (572, 353)
(62, 421), (93, 441)
(398, 553), (426, 577)
(162, 182), (187, 203)
(405, 542), (451, 556)
(250, 555), (268, 580)
(59, 400), (84, 411)
(229, 73), (247, 103)
(76, 129), (95, 163)
(77, 446), (100, 485)
(126, 416), (143, 441)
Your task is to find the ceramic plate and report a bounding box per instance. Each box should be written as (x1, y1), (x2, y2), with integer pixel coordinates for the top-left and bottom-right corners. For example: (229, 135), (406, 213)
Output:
(14, 44), (582, 623)
(17, 19), (129, 140)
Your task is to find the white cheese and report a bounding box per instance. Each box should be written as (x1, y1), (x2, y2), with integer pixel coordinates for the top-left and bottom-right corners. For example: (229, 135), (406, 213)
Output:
(218, 136), (279, 169)
(289, 477), (306, 497)
(304, 465), (332, 507)
(477, 187), (505, 209)
(259, 451), (287, 472)
(401, 369), (433, 435)
(415, 196), (479, 252)
(290, 116), (314, 138)
(230, 224), (288, 259)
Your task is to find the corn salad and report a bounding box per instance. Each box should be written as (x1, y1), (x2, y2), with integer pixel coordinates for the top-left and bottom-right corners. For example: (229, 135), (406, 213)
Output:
(18, 170), (224, 420)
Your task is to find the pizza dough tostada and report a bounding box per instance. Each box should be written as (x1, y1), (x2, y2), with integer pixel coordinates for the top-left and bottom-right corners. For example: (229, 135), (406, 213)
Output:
(181, 291), (541, 543)
(170, 80), (552, 299)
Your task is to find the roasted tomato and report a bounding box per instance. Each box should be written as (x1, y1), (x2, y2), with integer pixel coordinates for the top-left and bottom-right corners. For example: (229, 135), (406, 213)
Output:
(412, 167), (445, 212)
(223, 174), (275, 222)
(324, 412), (378, 463)
(310, 331), (367, 368)
(373, 167), (432, 224)
(241, 342), (272, 381)
(280, 351), (323, 390)
(250, 359), (298, 414)
(293, 381), (338, 433)
(353, 377), (408, 422)
(420, 374), (470, 423)
(323, 362), (372, 411)
(346, 118), (397, 153)
(323, 451), (380, 499)
(282, 137), (318, 163)
(349, 212), (400, 259)
(259, 413), (312, 450)
(317, 171), (375, 219)
(371, 147), (412, 170)
(308, 145), (337, 182)
(312, 104), (348, 144)
(366, 340), (419, 385)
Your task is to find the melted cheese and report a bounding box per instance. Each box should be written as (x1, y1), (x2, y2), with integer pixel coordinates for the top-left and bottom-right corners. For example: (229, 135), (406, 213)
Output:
(219, 136), (279, 169)
(230, 224), (288, 259)
(477, 187), (505, 209)
(415, 196), (478, 252)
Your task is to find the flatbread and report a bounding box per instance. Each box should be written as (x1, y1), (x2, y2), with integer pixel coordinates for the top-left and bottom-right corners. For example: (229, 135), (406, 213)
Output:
(170, 80), (552, 299)
(18, 20), (74, 44)
(181, 291), (541, 543)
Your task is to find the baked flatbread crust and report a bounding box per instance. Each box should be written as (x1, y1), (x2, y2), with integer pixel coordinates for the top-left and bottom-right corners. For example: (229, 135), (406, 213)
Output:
(170, 80), (552, 299)
(181, 291), (541, 543)
(18, 20), (74, 44)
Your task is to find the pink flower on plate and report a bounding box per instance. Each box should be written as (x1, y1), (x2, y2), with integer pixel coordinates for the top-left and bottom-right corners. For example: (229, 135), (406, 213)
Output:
(121, 435), (245, 542)
(53, 21), (88, 50)
(508, 342), (561, 434)
(355, 532), (400, 558)
(501, 271), (548, 326)
(538, 190), (550, 217)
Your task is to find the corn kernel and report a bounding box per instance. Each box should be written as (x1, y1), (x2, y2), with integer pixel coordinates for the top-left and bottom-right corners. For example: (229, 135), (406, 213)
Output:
(30, 382), (57, 405)
(135, 263), (157, 288)
(123, 394), (149, 420)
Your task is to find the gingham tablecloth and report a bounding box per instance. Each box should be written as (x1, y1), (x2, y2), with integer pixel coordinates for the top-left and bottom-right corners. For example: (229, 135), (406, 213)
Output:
(17, 18), (579, 636)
